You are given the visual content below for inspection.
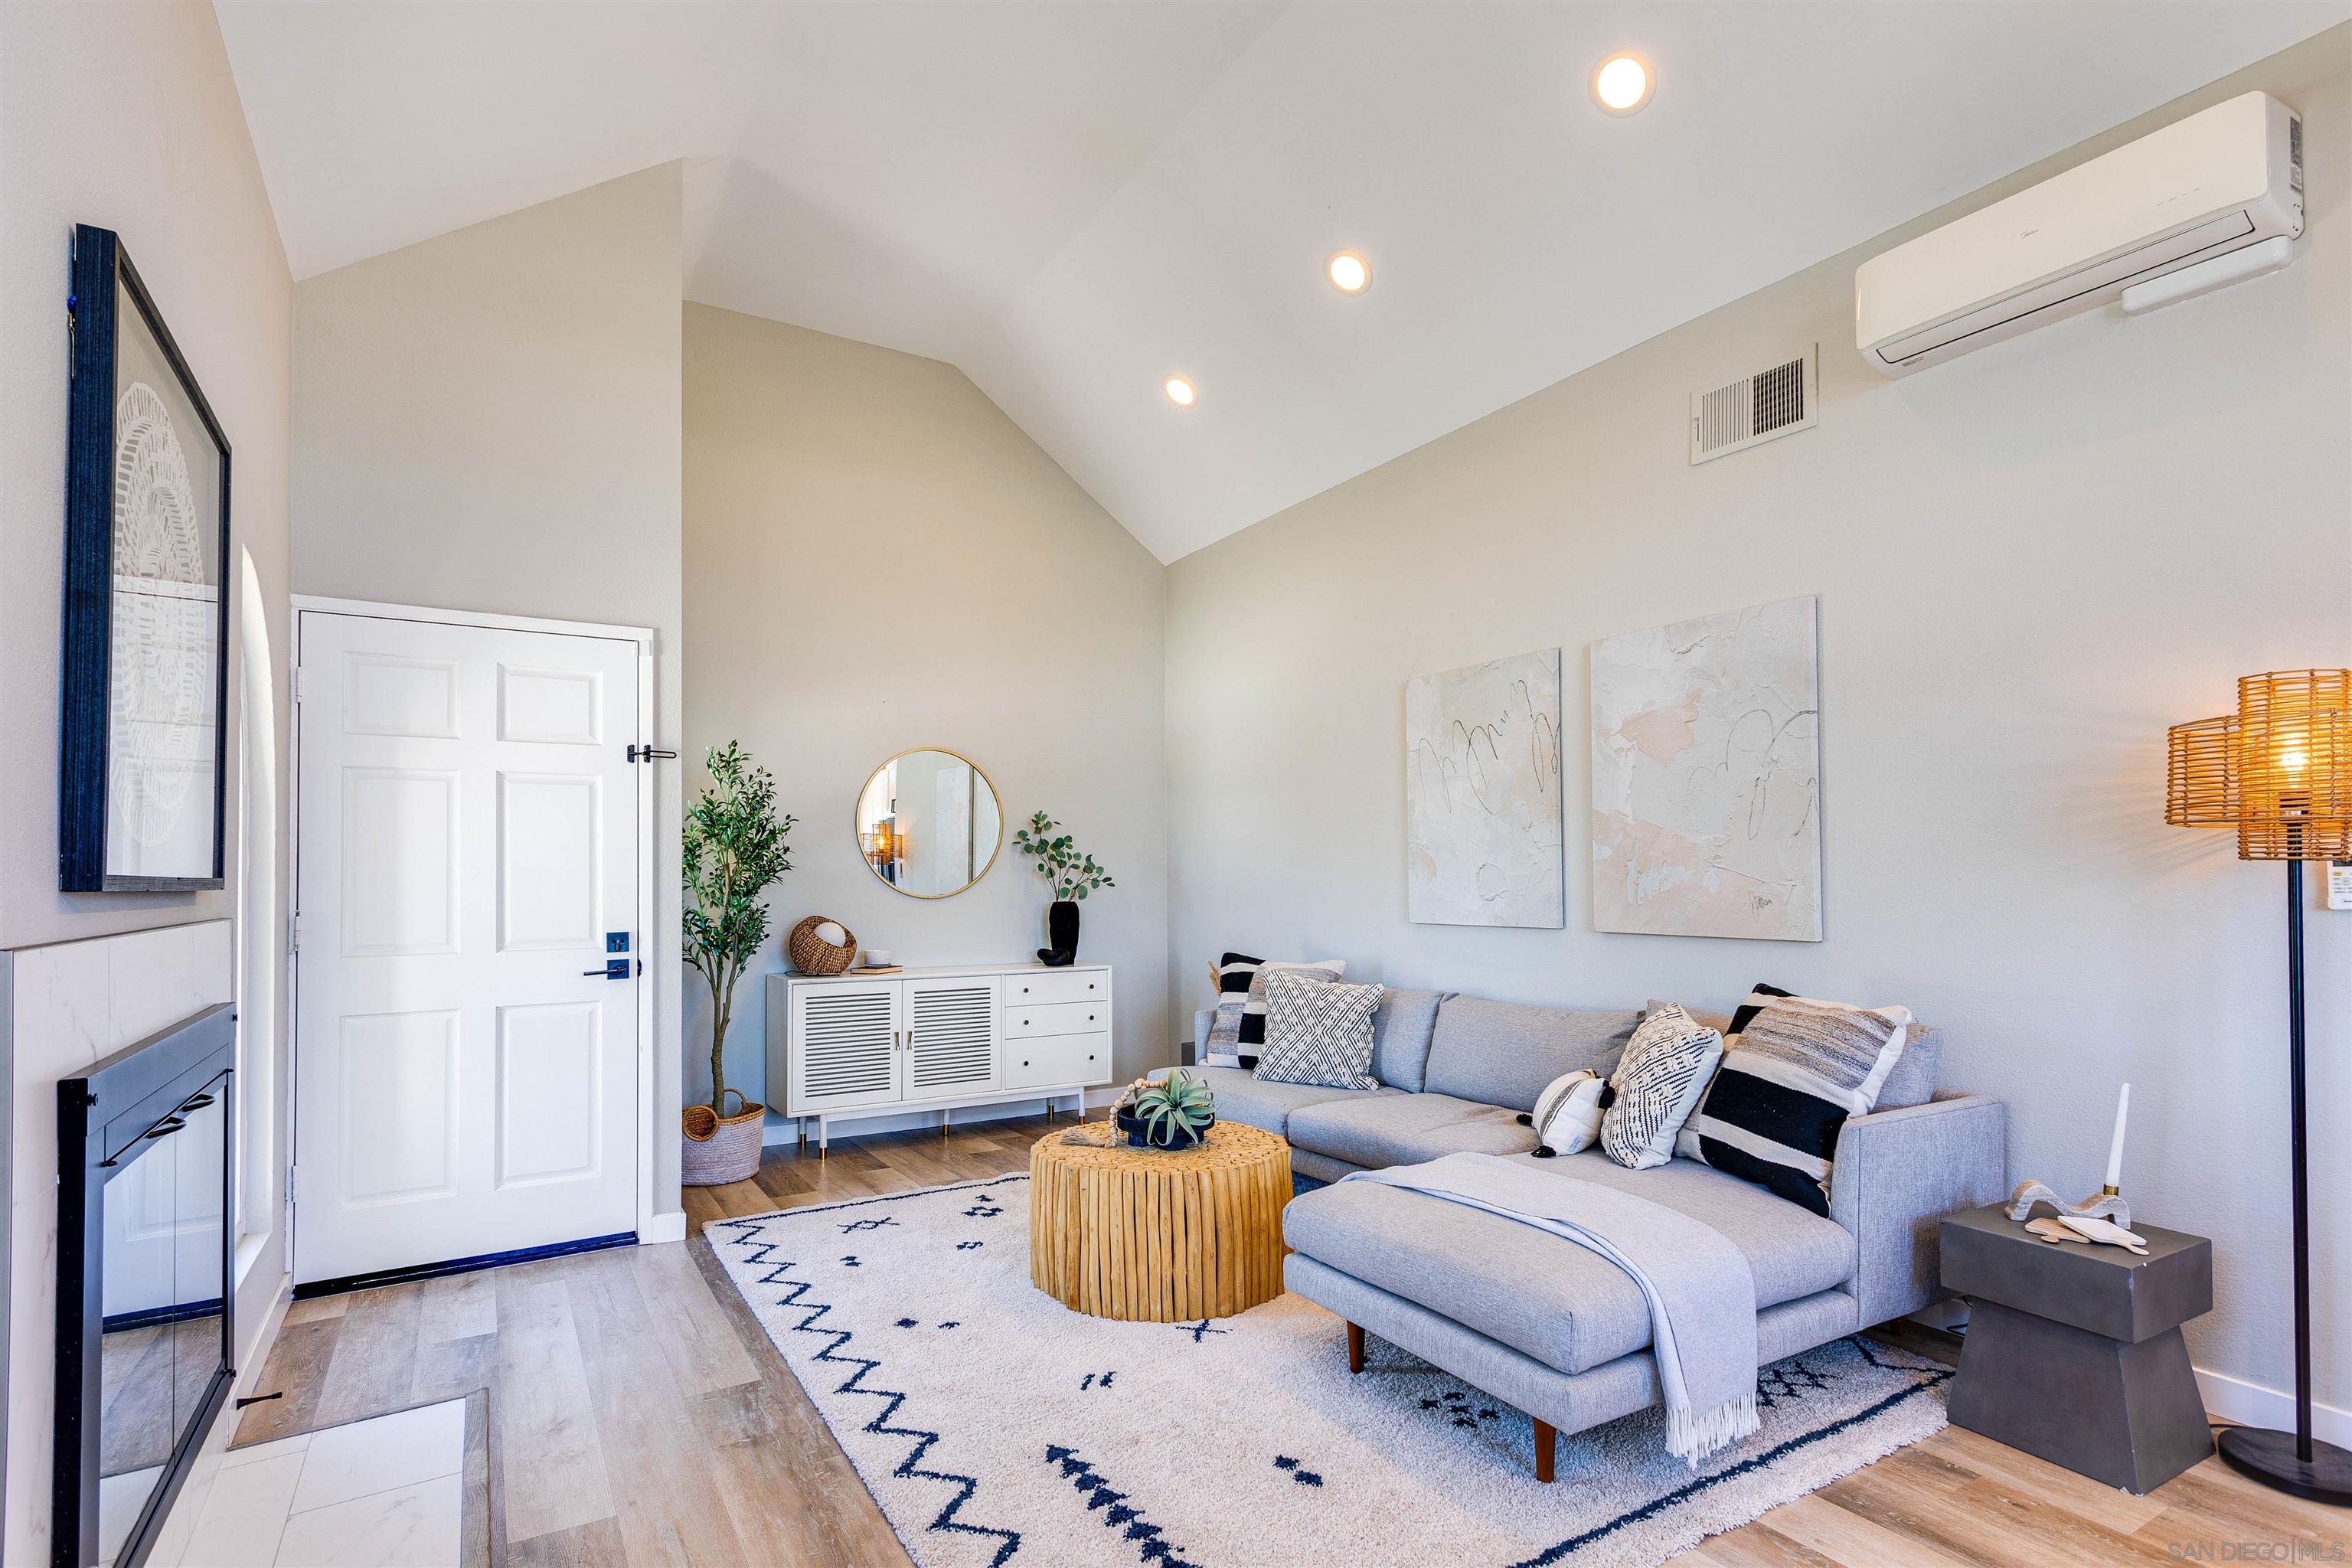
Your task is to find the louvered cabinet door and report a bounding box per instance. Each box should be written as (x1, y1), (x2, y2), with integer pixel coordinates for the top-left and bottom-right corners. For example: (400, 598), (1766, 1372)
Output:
(904, 977), (998, 1098)
(789, 980), (903, 1112)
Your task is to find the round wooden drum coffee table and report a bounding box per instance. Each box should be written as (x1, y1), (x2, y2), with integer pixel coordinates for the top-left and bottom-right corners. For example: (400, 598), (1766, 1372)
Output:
(1029, 1120), (1290, 1322)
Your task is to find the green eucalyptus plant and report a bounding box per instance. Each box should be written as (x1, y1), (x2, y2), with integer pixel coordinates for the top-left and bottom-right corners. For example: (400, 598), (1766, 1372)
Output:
(1119, 1070), (1217, 1148)
(1011, 811), (1115, 902)
(683, 742), (795, 1113)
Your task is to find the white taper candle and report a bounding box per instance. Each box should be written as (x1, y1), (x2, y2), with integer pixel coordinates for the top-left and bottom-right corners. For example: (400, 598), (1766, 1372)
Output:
(2105, 1082), (2132, 1190)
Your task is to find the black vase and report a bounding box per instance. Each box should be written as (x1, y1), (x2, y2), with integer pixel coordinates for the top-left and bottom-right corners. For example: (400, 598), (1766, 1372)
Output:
(1117, 1109), (1217, 1149)
(1047, 900), (1080, 959)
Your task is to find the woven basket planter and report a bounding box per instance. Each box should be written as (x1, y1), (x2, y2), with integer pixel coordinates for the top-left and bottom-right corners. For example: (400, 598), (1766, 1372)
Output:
(786, 915), (858, 976)
(682, 1089), (765, 1185)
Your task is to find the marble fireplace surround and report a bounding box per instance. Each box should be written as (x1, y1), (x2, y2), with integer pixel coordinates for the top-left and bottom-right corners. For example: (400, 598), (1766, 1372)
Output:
(2, 919), (236, 1564)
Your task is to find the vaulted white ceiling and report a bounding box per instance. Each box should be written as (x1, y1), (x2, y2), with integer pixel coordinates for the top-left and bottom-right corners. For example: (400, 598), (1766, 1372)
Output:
(217, 1), (2346, 560)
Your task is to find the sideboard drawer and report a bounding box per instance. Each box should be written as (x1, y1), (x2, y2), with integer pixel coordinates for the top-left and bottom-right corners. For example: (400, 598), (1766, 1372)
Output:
(1004, 969), (1107, 1008)
(1006, 1000), (1108, 1039)
(1003, 1032), (1109, 1089)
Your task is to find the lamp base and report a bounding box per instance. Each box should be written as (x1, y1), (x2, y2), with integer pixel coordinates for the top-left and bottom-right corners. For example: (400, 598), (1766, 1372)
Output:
(2216, 1426), (2352, 1507)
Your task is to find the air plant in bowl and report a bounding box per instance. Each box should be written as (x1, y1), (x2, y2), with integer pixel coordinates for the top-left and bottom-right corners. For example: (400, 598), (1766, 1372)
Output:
(1114, 1070), (1218, 1150)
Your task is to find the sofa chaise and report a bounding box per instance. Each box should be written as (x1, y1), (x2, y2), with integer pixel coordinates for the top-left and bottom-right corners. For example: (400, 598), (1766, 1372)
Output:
(1181, 988), (2007, 1479)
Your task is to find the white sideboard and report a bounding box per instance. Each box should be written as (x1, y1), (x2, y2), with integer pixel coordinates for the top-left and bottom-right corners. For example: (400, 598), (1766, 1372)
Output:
(767, 962), (1113, 1151)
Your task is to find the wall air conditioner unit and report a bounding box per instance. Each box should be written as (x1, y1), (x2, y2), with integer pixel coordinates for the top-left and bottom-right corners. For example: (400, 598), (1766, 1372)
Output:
(1856, 91), (2302, 377)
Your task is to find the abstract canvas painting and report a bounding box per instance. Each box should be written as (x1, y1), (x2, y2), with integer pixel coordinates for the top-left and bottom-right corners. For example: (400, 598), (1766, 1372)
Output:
(1591, 596), (1822, 941)
(1406, 648), (1563, 927)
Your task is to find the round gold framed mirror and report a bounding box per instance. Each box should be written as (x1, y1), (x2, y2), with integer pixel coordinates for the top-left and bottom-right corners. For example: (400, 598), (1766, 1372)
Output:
(855, 749), (1003, 898)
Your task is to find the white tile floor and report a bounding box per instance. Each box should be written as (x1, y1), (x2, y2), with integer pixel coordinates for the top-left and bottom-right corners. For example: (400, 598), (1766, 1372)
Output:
(172, 1400), (466, 1568)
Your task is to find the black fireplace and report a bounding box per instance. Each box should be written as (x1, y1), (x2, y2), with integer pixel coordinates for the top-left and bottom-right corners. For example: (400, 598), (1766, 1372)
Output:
(54, 1003), (237, 1568)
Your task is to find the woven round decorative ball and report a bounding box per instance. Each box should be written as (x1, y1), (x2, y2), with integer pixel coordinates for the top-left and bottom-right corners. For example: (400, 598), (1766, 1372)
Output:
(786, 915), (858, 976)
(1029, 1121), (1290, 1322)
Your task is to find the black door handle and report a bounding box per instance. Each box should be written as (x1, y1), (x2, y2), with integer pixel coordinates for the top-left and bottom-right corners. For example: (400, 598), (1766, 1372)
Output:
(582, 959), (632, 978)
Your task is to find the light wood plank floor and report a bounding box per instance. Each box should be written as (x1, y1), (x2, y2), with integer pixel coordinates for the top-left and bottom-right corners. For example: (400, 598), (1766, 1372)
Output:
(234, 1112), (2350, 1567)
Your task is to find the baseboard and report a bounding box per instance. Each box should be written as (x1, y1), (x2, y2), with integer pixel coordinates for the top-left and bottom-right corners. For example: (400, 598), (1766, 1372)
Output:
(638, 1211), (687, 1246)
(2195, 1364), (2352, 1447)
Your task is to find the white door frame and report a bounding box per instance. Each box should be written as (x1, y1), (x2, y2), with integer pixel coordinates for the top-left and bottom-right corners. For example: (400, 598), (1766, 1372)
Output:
(288, 594), (666, 1261)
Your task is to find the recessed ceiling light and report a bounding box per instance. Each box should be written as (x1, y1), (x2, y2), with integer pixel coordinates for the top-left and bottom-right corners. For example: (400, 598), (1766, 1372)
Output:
(1327, 250), (1371, 294)
(1592, 53), (1653, 116)
(1164, 375), (1197, 407)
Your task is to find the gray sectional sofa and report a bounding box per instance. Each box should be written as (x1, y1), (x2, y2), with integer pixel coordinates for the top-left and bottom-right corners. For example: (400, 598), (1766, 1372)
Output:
(1182, 987), (2007, 1478)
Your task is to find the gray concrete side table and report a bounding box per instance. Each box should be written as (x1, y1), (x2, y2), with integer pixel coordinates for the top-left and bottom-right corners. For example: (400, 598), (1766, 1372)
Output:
(1942, 1204), (2215, 1494)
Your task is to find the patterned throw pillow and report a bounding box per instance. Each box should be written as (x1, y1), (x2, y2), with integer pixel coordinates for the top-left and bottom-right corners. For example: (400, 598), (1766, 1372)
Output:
(1598, 1003), (1724, 1171)
(1253, 973), (1384, 1089)
(1204, 954), (1345, 1069)
(1675, 992), (1913, 1214)
(1522, 1069), (1610, 1157)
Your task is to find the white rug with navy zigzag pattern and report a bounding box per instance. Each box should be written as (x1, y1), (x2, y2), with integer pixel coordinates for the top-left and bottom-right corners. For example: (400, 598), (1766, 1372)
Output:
(708, 1174), (1949, 1568)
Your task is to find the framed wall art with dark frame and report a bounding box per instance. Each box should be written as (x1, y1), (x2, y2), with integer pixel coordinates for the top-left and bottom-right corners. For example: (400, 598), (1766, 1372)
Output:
(61, 224), (233, 893)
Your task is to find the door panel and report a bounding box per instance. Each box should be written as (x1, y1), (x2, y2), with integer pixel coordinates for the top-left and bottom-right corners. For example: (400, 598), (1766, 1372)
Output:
(497, 664), (602, 745)
(342, 652), (460, 738)
(495, 1001), (602, 1188)
(790, 982), (901, 1111)
(336, 1009), (459, 1206)
(904, 978), (997, 1098)
(341, 769), (459, 955)
(497, 773), (601, 950)
(296, 610), (639, 1284)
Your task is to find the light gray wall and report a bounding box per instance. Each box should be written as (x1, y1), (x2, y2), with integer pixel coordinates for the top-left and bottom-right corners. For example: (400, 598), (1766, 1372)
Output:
(683, 305), (1170, 1114)
(1165, 31), (2351, 1413)
(291, 165), (688, 1215)
(0, 0), (295, 949)
(0, 1), (297, 1519)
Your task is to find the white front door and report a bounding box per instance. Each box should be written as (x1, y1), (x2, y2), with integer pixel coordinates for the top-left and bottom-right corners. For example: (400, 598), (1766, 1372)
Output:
(293, 609), (640, 1285)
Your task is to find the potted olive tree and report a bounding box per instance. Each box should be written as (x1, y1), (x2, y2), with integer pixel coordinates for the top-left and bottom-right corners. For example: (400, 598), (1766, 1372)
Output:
(1011, 811), (1113, 965)
(682, 741), (794, 1184)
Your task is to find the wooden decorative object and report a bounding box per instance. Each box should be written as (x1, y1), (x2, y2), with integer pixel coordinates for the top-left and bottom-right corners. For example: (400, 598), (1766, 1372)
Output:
(786, 915), (858, 976)
(2006, 1178), (2132, 1230)
(1029, 1121), (1289, 1322)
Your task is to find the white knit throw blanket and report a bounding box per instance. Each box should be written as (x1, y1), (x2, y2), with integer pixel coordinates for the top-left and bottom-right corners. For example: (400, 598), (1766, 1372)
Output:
(1343, 1153), (1762, 1465)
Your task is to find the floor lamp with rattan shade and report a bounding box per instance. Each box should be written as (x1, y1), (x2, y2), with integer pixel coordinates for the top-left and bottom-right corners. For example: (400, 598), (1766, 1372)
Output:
(2167, 668), (2350, 1505)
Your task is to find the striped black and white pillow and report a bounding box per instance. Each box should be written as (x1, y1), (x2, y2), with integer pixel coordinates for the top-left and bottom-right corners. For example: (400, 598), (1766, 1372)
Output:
(1204, 954), (1345, 1070)
(1522, 1070), (1611, 1157)
(1675, 991), (1913, 1214)
(1253, 973), (1384, 1090)
(1599, 1004), (1723, 1171)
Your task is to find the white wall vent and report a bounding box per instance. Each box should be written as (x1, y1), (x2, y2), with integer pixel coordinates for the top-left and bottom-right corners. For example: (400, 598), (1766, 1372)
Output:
(1689, 345), (1818, 465)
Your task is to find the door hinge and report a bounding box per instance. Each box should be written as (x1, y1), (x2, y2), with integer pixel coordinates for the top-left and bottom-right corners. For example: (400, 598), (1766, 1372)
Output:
(626, 744), (677, 763)
(294, 665), (309, 704)
(289, 913), (301, 956)
(285, 1166), (297, 1204)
